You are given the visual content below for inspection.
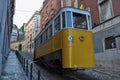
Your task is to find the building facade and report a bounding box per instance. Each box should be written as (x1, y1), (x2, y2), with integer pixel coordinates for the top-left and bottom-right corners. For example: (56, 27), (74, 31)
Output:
(10, 24), (19, 42)
(10, 41), (19, 51)
(0, 0), (15, 75)
(93, 0), (120, 69)
(40, 0), (100, 31)
(10, 40), (25, 52)
(25, 11), (40, 56)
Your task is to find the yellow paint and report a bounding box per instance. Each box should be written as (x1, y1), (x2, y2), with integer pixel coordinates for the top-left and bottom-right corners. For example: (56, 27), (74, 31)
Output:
(35, 28), (95, 68)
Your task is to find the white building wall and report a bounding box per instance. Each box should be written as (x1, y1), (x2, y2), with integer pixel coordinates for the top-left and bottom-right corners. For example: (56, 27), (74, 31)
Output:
(0, 0), (8, 75)
(0, 0), (14, 75)
(93, 16), (120, 70)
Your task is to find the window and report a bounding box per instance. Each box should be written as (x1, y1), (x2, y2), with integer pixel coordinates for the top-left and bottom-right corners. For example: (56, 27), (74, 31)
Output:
(105, 36), (116, 49)
(40, 35), (42, 44)
(48, 24), (52, 38)
(42, 33), (45, 43)
(99, 0), (113, 21)
(46, 6), (48, 14)
(46, 29), (48, 40)
(73, 13), (87, 30)
(62, 12), (66, 28)
(32, 43), (34, 48)
(51, 0), (53, 8)
(54, 15), (60, 33)
(38, 36), (40, 46)
(42, 12), (44, 19)
(66, 0), (71, 6)
(66, 11), (72, 27)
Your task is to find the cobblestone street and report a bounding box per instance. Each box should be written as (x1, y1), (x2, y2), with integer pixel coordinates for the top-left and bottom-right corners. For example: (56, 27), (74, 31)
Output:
(0, 51), (26, 80)
(79, 67), (120, 80)
(1, 51), (120, 80)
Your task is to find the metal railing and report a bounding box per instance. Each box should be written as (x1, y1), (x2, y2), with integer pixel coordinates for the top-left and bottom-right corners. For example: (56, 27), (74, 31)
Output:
(15, 51), (45, 80)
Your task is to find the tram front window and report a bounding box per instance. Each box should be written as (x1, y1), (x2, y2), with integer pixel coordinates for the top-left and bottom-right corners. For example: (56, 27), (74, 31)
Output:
(73, 13), (87, 30)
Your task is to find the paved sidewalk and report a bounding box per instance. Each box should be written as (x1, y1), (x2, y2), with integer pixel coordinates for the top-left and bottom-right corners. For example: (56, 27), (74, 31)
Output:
(1, 51), (27, 80)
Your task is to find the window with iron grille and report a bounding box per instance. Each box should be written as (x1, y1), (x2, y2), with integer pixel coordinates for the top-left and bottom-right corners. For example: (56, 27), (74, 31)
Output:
(105, 36), (116, 49)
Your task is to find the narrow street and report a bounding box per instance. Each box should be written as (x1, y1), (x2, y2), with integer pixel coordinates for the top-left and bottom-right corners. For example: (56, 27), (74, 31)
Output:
(1, 51), (26, 80)
(1, 0), (120, 80)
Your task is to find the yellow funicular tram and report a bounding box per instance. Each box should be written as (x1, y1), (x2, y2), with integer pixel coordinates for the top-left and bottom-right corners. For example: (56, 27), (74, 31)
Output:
(34, 7), (95, 69)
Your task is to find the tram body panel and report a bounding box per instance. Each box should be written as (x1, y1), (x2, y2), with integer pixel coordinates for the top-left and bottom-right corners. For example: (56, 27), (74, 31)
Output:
(35, 28), (95, 68)
(35, 32), (63, 59)
(62, 29), (95, 68)
(35, 38), (54, 59)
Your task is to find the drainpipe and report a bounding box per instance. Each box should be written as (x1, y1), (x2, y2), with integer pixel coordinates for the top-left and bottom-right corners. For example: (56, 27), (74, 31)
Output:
(75, 0), (78, 8)
(61, 0), (63, 8)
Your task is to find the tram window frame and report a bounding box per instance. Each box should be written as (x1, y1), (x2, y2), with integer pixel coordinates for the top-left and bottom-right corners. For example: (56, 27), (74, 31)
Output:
(73, 13), (88, 30)
(54, 15), (61, 34)
(42, 32), (45, 43)
(87, 15), (92, 31)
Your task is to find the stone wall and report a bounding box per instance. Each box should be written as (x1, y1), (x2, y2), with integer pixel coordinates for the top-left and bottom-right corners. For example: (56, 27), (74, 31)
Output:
(93, 17), (120, 69)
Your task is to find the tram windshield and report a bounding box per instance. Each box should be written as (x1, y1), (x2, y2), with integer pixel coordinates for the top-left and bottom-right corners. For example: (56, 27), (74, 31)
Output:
(73, 13), (88, 30)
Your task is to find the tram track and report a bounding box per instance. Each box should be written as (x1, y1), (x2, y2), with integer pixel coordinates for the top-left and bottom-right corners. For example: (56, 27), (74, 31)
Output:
(36, 63), (99, 80)
(61, 70), (100, 80)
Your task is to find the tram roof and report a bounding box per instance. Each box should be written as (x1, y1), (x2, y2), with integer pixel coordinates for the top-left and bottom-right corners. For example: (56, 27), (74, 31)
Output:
(59, 7), (90, 15)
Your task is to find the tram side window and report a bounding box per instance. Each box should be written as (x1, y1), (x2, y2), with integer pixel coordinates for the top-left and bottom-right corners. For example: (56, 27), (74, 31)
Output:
(48, 25), (52, 39)
(38, 36), (41, 46)
(46, 29), (48, 40)
(42, 33), (45, 43)
(45, 29), (48, 40)
(62, 12), (66, 28)
(40, 35), (42, 44)
(54, 15), (60, 34)
(38, 37), (39, 47)
(73, 13), (87, 30)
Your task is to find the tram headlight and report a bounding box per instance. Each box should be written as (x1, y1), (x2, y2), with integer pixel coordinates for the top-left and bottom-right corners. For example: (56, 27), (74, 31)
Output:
(68, 36), (74, 46)
(68, 36), (73, 42)
(79, 36), (85, 41)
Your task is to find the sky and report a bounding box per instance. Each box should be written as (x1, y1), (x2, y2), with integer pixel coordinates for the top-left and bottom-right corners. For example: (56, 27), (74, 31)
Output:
(13, 0), (44, 28)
